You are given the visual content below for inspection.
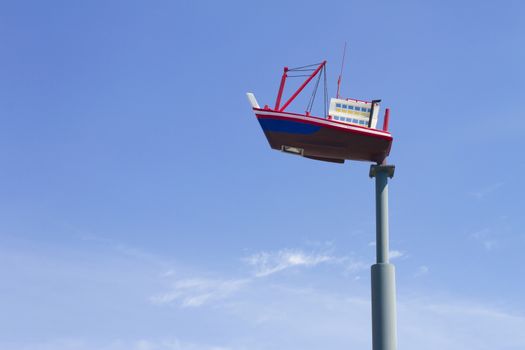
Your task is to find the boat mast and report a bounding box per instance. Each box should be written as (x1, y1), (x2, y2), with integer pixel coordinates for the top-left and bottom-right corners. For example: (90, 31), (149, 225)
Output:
(336, 42), (347, 99)
(278, 61), (326, 112)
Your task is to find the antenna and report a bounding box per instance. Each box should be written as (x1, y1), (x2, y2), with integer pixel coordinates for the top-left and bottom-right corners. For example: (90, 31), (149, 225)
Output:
(336, 42), (347, 99)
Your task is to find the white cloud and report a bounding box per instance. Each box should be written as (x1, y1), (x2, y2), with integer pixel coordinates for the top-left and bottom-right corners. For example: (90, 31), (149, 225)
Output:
(6, 242), (525, 350)
(210, 283), (525, 350)
(414, 265), (429, 277)
(151, 248), (369, 308)
(151, 278), (249, 307)
(7, 291), (525, 350)
(389, 250), (405, 260)
(398, 298), (525, 350)
(470, 182), (504, 199)
(345, 260), (368, 274)
(470, 228), (499, 251)
(483, 240), (497, 251)
(0, 338), (232, 350)
(470, 228), (491, 240)
(244, 249), (335, 277)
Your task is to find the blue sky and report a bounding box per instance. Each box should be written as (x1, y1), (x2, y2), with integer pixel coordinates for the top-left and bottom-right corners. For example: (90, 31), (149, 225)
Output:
(1, 1), (524, 349)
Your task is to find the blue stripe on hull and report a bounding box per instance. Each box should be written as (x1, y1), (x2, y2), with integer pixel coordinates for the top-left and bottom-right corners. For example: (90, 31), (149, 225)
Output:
(258, 118), (321, 135)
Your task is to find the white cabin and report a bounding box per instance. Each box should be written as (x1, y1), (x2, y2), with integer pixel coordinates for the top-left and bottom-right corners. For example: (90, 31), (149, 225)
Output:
(328, 97), (380, 129)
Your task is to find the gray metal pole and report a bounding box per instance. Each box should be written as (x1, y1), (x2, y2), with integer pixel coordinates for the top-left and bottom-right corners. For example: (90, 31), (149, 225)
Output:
(369, 164), (397, 350)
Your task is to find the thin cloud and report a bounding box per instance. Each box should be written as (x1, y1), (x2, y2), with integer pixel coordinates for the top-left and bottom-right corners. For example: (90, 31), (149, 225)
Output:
(470, 182), (504, 199)
(151, 246), (392, 310)
(12, 291), (525, 350)
(389, 250), (405, 260)
(151, 248), (357, 308)
(1, 338), (232, 350)
(244, 249), (335, 277)
(345, 260), (368, 274)
(151, 278), (249, 307)
(470, 228), (499, 252)
(414, 265), (429, 277)
(482, 240), (497, 251)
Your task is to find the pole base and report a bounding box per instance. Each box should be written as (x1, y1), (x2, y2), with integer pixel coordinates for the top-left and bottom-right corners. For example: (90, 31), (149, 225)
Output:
(371, 263), (397, 350)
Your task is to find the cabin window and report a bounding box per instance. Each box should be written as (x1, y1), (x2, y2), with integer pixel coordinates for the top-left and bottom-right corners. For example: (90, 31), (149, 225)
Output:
(355, 107), (361, 111)
(342, 104), (347, 109)
(336, 103), (341, 108)
(348, 106), (354, 110)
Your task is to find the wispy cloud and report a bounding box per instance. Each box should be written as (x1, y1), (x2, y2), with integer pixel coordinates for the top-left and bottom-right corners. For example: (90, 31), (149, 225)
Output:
(470, 228), (499, 251)
(0, 338), (232, 350)
(7, 289), (525, 350)
(389, 250), (405, 260)
(151, 278), (249, 307)
(344, 260), (368, 274)
(482, 240), (497, 251)
(470, 182), (504, 199)
(414, 265), (429, 277)
(151, 247), (371, 308)
(397, 298), (525, 350)
(8, 240), (525, 350)
(244, 249), (335, 277)
(157, 283), (525, 350)
(370, 244), (406, 261)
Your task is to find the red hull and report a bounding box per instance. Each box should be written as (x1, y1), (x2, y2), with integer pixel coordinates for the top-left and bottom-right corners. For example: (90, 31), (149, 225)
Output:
(254, 108), (393, 164)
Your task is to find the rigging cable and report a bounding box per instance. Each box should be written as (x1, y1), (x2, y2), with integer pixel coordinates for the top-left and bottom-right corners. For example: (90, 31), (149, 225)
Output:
(306, 65), (323, 114)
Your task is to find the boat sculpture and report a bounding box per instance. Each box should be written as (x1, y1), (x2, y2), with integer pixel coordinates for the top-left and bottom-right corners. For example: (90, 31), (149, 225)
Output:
(247, 61), (392, 164)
